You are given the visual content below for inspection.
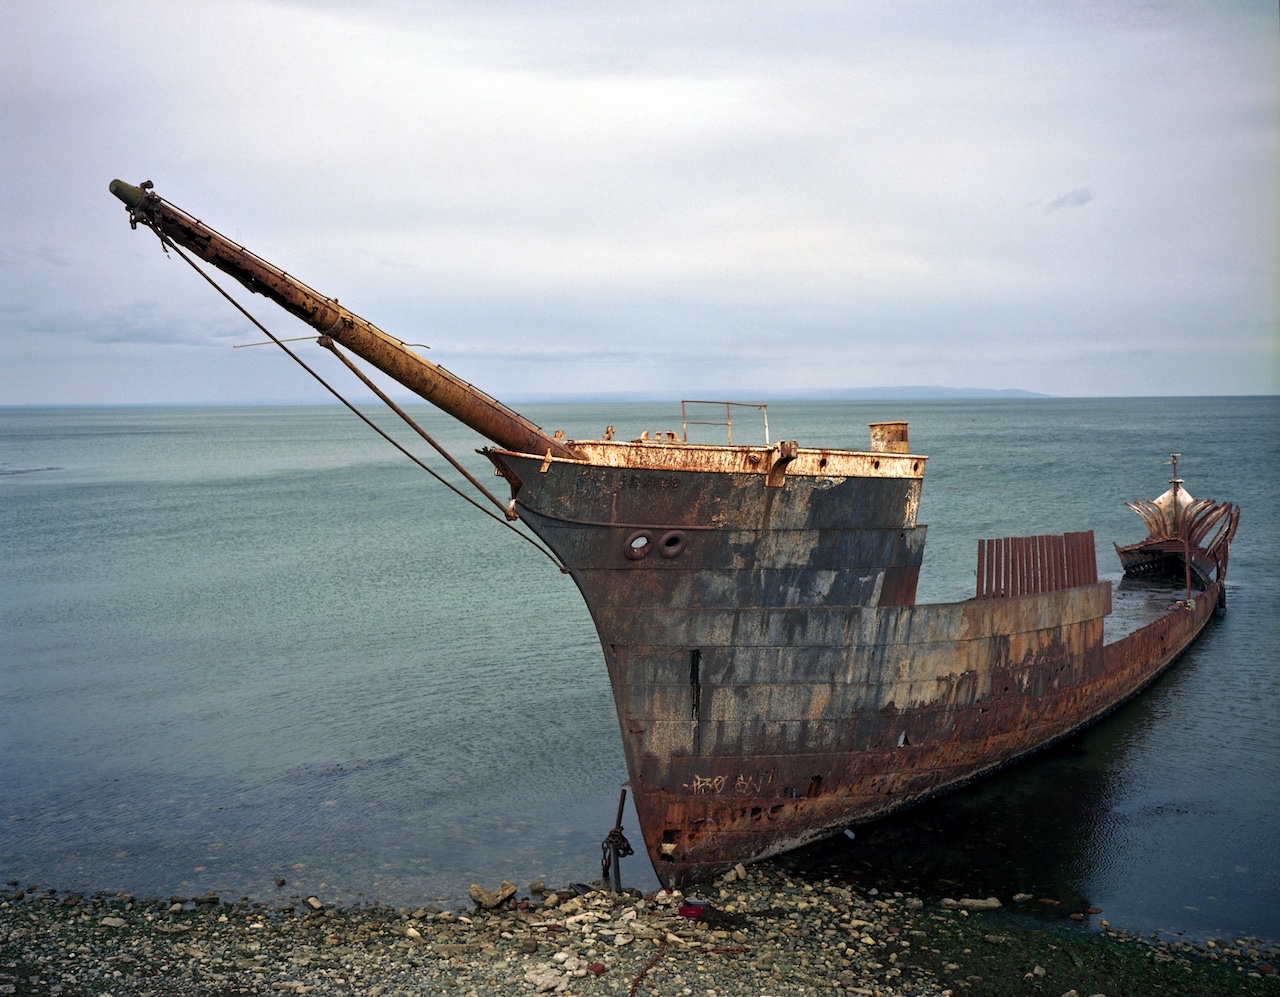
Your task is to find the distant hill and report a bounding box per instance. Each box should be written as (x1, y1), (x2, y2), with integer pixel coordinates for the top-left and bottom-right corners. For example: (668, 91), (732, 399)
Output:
(807, 386), (1051, 400)
(509, 386), (1051, 403)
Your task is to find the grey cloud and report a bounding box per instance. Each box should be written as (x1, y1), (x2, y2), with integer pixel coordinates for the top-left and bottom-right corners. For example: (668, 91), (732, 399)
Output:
(1045, 187), (1095, 213)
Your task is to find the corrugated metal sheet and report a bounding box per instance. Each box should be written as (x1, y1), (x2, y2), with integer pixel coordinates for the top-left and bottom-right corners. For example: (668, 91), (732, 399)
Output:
(975, 531), (1097, 599)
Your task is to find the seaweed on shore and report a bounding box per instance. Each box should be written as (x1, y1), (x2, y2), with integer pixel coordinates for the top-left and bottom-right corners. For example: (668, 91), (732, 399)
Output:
(891, 903), (1276, 997)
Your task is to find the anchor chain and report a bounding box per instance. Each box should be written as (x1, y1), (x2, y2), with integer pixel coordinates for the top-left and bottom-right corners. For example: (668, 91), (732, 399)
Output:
(601, 788), (634, 890)
(601, 825), (634, 881)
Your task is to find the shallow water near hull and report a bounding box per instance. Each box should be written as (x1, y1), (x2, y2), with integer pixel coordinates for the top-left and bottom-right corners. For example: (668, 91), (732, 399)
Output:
(2, 397), (1276, 947)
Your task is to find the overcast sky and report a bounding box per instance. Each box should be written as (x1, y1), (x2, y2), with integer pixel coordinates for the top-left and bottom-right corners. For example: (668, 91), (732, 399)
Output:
(2, 0), (1277, 405)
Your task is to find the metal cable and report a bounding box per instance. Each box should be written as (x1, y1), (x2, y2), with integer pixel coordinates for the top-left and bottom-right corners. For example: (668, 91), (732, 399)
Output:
(150, 229), (566, 571)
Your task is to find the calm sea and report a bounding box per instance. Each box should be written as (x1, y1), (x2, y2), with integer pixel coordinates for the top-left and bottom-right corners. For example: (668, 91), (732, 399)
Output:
(2, 397), (1276, 947)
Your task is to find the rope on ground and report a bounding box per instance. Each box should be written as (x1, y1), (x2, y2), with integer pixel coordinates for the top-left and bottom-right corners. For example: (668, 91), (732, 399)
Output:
(629, 940), (668, 997)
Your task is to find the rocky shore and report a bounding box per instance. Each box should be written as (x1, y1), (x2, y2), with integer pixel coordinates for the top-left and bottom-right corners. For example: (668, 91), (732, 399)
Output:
(2, 867), (1275, 996)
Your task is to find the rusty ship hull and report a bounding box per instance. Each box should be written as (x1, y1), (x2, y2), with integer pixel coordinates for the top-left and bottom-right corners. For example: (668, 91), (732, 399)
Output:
(107, 179), (1239, 892)
(488, 440), (1229, 887)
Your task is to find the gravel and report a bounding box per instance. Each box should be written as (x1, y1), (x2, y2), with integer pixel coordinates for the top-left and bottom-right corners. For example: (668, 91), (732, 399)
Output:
(2, 866), (1275, 996)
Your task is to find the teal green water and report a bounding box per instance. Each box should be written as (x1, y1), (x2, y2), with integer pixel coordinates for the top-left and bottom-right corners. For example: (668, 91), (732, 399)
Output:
(2, 398), (1276, 945)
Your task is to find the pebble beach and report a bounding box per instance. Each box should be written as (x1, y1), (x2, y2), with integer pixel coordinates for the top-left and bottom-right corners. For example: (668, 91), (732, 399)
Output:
(3, 865), (1275, 997)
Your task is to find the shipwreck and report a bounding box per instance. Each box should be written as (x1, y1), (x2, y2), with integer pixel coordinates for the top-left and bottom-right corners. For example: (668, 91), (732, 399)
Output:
(109, 180), (1239, 889)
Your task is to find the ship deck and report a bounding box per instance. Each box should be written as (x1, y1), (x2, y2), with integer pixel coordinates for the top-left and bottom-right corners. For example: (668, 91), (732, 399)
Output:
(1103, 573), (1203, 644)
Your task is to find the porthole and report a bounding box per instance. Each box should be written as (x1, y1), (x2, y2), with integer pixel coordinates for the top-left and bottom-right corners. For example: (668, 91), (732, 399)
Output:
(658, 530), (687, 559)
(625, 530), (653, 560)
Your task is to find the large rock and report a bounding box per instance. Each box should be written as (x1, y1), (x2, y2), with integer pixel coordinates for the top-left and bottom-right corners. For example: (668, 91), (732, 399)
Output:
(941, 896), (1002, 911)
(468, 880), (517, 909)
(523, 963), (568, 993)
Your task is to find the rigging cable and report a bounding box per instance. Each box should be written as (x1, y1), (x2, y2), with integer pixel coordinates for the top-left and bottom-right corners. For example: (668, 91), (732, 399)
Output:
(148, 228), (566, 571)
(314, 335), (511, 519)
